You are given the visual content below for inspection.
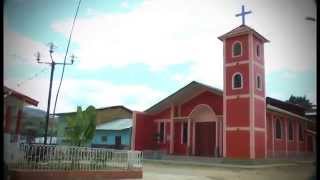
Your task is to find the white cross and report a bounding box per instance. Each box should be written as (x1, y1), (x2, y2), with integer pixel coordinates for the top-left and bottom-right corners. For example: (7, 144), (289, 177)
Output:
(235, 5), (252, 25)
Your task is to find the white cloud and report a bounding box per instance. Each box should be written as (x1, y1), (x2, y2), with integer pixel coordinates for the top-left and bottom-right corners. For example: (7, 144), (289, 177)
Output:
(4, 78), (166, 113)
(3, 26), (65, 72)
(51, 0), (316, 78)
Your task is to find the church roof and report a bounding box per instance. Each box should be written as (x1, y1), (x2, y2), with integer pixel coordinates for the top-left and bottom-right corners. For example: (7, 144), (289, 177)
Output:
(145, 81), (223, 114)
(218, 24), (269, 43)
(266, 97), (306, 117)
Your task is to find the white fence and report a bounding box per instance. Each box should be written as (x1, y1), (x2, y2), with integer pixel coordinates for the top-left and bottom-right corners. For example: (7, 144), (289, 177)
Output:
(6, 143), (143, 171)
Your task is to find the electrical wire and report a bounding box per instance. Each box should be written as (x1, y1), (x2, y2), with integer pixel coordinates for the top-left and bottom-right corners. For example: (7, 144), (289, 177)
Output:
(16, 67), (49, 87)
(52, 0), (82, 116)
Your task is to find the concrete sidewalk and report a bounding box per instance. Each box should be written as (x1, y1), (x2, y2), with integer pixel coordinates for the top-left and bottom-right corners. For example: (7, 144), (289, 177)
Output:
(143, 158), (314, 169)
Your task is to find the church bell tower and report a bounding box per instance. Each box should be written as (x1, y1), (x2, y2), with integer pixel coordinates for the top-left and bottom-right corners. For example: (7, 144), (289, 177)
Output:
(218, 5), (269, 159)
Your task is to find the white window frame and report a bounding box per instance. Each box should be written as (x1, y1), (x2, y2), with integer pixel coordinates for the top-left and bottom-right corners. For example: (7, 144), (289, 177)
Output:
(232, 41), (243, 58)
(232, 72), (243, 90)
(256, 74), (263, 91)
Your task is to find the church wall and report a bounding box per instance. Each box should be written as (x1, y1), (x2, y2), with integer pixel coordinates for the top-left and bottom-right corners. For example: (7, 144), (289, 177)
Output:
(226, 130), (250, 158)
(225, 34), (249, 63)
(253, 65), (265, 97)
(265, 110), (314, 157)
(287, 119), (298, 152)
(266, 113), (273, 153)
(226, 64), (250, 96)
(252, 35), (265, 64)
(153, 108), (171, 119)
(180, 91), (223, 116)
(226, 98), (250, 127)
(254, 131), (266, 158)
(254, 99), (265, 128)
(173, 122), (187, 155)
(134, 113), (157, 150)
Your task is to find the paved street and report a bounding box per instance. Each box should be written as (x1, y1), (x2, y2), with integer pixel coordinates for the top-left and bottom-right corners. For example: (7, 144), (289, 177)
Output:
(137, 161), (315, 180)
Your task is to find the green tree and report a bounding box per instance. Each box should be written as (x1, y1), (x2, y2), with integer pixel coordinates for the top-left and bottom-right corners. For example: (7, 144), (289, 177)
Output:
(286, 95), (313, 109)
(64, 106), (96, 146)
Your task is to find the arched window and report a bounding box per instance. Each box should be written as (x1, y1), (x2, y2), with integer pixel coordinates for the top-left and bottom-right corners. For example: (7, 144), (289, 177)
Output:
(288, 120), (293, 140)
(232, 73), (243, 89)
(299, 124), (304, 141)
(256, 44), (260, 57)
(256, 75), (262, 90)
(275, 118), (282, 139)
(232, 42), (242, 57)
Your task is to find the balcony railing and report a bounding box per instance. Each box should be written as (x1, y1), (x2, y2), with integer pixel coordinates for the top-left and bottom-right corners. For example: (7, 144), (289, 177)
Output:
(6, 143), (143, 171)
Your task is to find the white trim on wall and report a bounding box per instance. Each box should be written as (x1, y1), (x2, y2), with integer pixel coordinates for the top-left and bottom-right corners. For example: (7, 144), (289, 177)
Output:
(225, 60), (250, 67)
(249, 33), (255, 159)
(226, 127), (250, 131)
(225, 94), (250, 100)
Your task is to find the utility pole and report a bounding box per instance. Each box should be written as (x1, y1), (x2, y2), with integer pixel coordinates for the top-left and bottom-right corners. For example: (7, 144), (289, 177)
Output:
(36, 42), (75, 144)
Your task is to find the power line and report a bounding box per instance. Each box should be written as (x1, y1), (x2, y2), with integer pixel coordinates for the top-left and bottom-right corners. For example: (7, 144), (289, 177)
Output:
(16, 67), (49, 87)
(52, 0), (82, 116)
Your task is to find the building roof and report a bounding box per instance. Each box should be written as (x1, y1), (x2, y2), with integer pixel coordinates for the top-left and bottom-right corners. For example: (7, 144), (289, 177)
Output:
(218, 24), (269, 43)
(145, 81), (223, 114)
(56, 105), (132, 116)
(266, 97), (306, 117)
(96, 118), (132, 130)
(4, 86), (39, 106)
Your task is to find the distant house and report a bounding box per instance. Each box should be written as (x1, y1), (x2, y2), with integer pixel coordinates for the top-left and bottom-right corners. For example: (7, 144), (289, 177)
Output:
(56, 105), (132, 149)
(4, 86), (39, 143)
(91, 118), (132, 149)
(4, 86), (39, 164)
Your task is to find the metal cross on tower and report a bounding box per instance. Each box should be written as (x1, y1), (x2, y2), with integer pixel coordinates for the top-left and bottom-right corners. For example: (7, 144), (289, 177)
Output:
(235, 5), (252, 25)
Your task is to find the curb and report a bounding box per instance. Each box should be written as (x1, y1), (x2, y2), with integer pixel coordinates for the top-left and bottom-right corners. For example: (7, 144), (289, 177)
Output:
(143, 159), (301, 169)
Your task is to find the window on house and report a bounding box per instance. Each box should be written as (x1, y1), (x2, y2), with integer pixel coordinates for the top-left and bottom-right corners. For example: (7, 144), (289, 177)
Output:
(288, 121), (293, 140)
(159, 122), (164, 142)
(275, 118), (282, 139)
(233, 42), (242, 57)
(256, 44), (260, 57)
(233, 73), (243, 89)
(299, 124), (304, 141)
(101, 136), (107, 142)
(256, 75), (262, 90)
(182, 122), (188, 144)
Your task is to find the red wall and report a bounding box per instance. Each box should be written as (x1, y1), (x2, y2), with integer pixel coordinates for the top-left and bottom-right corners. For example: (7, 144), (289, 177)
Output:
(255, 131), (266, 158)
(225, 34), (249, 63)
(226, 98), (250, 127)
(254, 65), (265, 97)
(226, 130), (250, 159)
(181, 91), (223, 116)
(253, 35), (265, 64)
(173, 122), (186, 155)
(153, 108), (171, 119)
(254, 99), (265, 128)
(134, 113), (157, 150)
(266, 113), (273, 152)
(265, 111), (314, 156)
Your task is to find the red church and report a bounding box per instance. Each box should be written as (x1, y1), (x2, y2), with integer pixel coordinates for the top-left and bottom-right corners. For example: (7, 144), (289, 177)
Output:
(130, 7), (316, 159)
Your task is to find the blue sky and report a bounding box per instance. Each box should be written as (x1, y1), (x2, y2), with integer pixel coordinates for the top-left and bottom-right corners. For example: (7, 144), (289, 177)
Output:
(4, 0), (317, 113)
